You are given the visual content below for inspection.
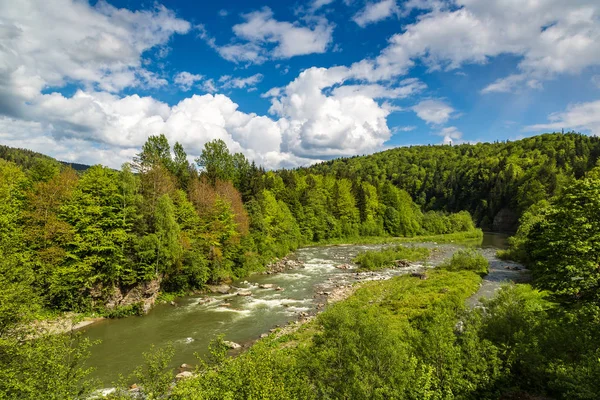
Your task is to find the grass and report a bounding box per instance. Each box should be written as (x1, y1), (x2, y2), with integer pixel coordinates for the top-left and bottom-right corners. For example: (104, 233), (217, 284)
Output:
(353, 244), (430, 271)
(437, 248), (489, 275)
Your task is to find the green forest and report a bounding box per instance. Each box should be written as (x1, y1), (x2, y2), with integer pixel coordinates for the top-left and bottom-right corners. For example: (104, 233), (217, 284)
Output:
(1, 132), (600, 399)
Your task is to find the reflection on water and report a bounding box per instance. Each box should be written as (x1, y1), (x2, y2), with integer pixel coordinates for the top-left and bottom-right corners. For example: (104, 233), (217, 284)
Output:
(82, 233), (508, 385)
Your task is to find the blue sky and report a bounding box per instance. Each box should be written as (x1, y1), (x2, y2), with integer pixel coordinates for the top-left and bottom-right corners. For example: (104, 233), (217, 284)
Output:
(1, 0), (600, 168)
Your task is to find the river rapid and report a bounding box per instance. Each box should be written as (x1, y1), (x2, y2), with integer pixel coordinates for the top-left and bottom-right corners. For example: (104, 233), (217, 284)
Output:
(82, 233), (508, 386)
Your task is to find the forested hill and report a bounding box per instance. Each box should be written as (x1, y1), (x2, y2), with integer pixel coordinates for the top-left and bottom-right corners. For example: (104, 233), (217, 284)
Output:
(302, 132), (600, 231)
(0, 144), (90, 172)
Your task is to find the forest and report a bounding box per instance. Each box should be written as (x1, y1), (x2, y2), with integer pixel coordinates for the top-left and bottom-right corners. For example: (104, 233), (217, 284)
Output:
(1, 132), (599, 399)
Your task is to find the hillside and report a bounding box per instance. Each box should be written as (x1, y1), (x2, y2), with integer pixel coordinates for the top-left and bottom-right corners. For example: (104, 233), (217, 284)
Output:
(0, 144), (91, 172)
(302, 132), (600, 231)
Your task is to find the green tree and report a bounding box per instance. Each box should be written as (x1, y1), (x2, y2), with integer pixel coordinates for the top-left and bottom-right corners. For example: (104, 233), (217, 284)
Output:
(524, 168), (600, 302)
(196, 139), (235, 185)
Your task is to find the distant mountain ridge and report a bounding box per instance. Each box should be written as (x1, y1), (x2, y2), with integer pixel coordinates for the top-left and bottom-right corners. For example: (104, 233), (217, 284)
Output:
(0, 144), (91, 172)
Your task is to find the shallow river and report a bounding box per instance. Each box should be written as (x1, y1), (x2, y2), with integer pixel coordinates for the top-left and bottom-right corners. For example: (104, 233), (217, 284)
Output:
(82, 233), (507, 385)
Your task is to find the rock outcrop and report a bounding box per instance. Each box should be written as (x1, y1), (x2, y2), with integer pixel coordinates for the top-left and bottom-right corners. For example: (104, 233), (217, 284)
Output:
(492, 208), (518, 233)
(95, 277), (162, 314)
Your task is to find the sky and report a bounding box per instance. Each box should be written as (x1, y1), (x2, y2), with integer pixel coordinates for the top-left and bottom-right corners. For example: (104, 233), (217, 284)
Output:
(1, 0), (600, 169)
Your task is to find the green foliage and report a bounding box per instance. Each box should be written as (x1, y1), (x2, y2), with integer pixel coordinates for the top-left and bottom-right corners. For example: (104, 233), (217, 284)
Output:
(438, 249), (489, 275)
(0, 332), (96, 400)
(171, 337), (313, 400)
(195, 139), (235, 185)
(307, 133), (600, 227)
(132, 344), (176, 399)
(353, 245), (430, 271)
(104, 302), (144, 319)
(421, 210), (476, 235)
(518, 169), (600, 302)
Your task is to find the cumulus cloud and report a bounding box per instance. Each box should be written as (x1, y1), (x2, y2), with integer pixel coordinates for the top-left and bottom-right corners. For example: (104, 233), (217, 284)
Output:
(411, 99), (454, 125)
(0, 90), (315, 169)
(174, 72), (204, 91)
(0, 0), (190, 114)
(353, 0), (399, 27)
(199, 7), (334, 64)
(525, 100), (600, 135)
(266, 67), (424, 159)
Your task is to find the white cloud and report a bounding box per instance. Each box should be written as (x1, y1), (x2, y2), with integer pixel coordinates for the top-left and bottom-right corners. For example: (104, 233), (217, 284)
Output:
(311, 0), (336, 10)
(525, 100), (600, 135)
(353, 0), (399, 27)
(200, 7), (334, 64)
(411, 99), (454, 125)
(438, 126), (462, 144)
(481, 73), (543, 93)
(393, 125), (416, 132)
(202, 79), (218, 93)
(174, 72), (203, 91)
(344, 0), (600, 89)
(0, 0), (190, 113)
(219, 74), (264, 90)
(1, 67), (426, 169)
(267, 67), (402, 158)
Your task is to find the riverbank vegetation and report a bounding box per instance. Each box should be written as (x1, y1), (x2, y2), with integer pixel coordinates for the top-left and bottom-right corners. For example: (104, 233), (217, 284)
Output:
(353, 245), (430, 271)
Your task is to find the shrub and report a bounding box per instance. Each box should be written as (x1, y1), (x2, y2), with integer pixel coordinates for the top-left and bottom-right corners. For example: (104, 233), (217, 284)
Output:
(353, 245), (430, 271)
(438, 249), (489, 275)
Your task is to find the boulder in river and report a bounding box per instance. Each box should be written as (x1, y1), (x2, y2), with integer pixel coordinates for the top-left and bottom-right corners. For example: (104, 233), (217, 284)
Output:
(336, 264), (352, 270)
(180, 363), (192, 369)
(223, 340), (241, 349)
(275, 286), (284, 291)
(207, 284), (231, 294)
(176, 371), (194, 380)
(237, 290), (252, 296)
(259, 283), (274, 289)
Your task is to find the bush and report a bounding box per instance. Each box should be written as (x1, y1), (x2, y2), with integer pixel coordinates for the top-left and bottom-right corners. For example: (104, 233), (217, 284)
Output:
(104, 302), (144, 319)
(353, 245), (430, 271)
(438, 249), (489, 275)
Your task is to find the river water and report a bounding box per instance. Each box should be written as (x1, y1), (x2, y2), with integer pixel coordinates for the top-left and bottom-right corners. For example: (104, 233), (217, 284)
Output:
(82, 233), (508, 385)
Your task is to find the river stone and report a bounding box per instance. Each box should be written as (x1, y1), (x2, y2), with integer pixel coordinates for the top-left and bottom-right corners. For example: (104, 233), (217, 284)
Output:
(180, 363), (192, 369)
(176, 371), (194, 380)
(259, 283), (274, 289)
(207, 284), (231, 294)
(336, 264), (351, 270)
(223, 340), (241, 349)
(237, 290), (252, 296)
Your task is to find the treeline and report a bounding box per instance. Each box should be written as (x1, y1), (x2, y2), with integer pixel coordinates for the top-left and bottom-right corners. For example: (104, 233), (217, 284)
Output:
(0, 136), (476, 314)
(304, 132), (600, 230)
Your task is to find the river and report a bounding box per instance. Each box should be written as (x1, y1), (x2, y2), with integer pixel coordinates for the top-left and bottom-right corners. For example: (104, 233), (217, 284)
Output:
(82, 233), (508, 386)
